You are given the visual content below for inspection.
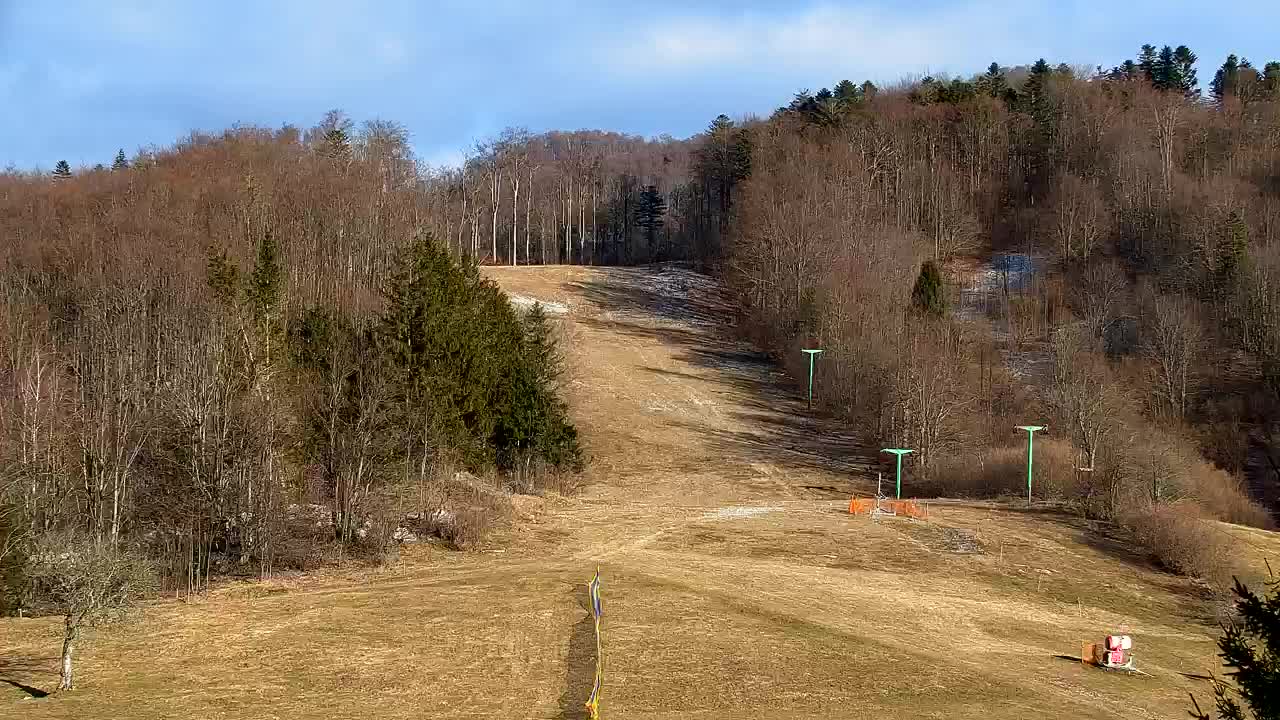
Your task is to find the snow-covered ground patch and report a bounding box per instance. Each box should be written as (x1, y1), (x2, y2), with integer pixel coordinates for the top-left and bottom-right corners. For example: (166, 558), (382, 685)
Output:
(702, 505), (784, 520)
(508, 294), (570, 315)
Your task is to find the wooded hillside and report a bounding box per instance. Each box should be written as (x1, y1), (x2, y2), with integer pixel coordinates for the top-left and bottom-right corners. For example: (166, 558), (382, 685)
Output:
(5, 44), (1280, 606)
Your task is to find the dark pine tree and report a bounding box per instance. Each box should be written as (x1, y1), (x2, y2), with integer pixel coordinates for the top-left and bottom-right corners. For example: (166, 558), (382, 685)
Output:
(1213, 54), (1242, 102)
(322, 127), (351, 163)
(976, 62), (1008, 99)
(1020, 59), (1054, 125)
(833, 79), (860, 103)
(1264, 62), (1280, 100)
(112, 149), (129, 171)
(1217, 210), (1249, 295)
(1190, 578), (1280, 719)
(1138, 44), (1159, 82)
(911, 261), (946, 316)
(1174, 45), (1199, 97)
(52, 160), (72, 179)
(634, 185), (667, 257)
(1152, 45), (1181, 91)
(1112, 59), (1140, 81)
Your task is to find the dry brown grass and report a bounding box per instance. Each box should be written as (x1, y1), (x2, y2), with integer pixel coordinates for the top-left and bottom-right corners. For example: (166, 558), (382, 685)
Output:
(3, 266), (1278, 720)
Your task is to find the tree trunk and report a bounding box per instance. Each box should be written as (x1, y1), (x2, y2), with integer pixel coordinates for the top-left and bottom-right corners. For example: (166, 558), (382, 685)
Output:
(524, 173), (532, 265)
(59, 616), (78, 691)
(511, 175), (520, 267)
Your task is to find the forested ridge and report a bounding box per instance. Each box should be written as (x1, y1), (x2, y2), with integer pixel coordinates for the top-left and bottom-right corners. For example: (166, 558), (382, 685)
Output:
(0, 119), (581, 634)
(4, 43), (1280, 623)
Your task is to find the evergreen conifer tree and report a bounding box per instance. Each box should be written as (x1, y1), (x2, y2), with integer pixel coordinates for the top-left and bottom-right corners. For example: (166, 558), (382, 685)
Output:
(112, 149), (129, 171)
(52, 160), (72, 179)
(1138, 44), (1159, 82)
(1213, 55), (1242, 102)
(634, 185), (667, 254)
(976, 62), (1008, 99)
(1190, 578), (1280, 719)
(1174, 45), (1200, 97)
(1217, 210), (1249, 294)
(322, 127), (351, 163)
(1021, 59), (1054, 124)
(1153, 45), (1180, 91)
(377, 237), (580, 470)
(833, 79), (859, 103)
(911, 262), (946, 316)
(1264, 62), (1280, 100)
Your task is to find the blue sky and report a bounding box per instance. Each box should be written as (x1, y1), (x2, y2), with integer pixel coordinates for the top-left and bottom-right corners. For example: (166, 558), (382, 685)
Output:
(2, 1), (1277, 171)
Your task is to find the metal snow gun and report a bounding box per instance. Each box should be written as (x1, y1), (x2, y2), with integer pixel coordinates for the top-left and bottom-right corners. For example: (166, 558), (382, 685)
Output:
(1082, 634), (1136, 672)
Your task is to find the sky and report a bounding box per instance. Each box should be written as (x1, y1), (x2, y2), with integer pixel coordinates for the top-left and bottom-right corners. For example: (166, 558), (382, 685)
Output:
(2, 1), (1278, 171)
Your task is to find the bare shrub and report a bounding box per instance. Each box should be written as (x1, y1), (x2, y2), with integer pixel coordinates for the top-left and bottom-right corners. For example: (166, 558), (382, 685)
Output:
(927, 438), (1077, 499)
(504, 454), (583, 496)
(1184, 464), (1272, 529)
(1121, 503), (1235, 586)
(536, 469), (581, 496)
(1094, 427), (1271, 528)
(408, 470), (513, 550)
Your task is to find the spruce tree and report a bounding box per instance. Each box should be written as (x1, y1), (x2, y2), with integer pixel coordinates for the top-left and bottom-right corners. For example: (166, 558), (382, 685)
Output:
(634, 185), (667, 254)
(976, 62), (1008, 99)
(1174, 45), (1200, 97)
(911, 261), (946, 316)
(787, 90), (817, 117)
(1190, 578), (1280, 719)
(1264, 62), (1280, 100)
(206, 247), (241, 306)
(52, 160), (72, 179)
(1153, 45), (1180, 91)
(833, 79), (859, 103)
(1213, 55), (1242, 102)
(860, 80), (878, 101)
(1021, 59), (1054, 126)
(376, 237), (579, 470)
(1217, 210), (1249, 295)
(322, 127), (351, 162)
(247, 228), (283, 325)
(1138, 44), (1159, 82)
(112, 149), (129, 171)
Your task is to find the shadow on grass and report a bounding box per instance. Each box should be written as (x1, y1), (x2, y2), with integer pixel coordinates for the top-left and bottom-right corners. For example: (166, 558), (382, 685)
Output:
(0, 654), (52, 699)
(565, 269), (880, 485)
(556, 596), (597, 720)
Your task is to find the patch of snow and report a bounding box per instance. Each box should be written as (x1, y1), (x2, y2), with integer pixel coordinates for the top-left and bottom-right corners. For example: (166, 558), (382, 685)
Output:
(392, 526), (419, 543)
(702, 505), (784, 520)
(508, 295), (570, 315)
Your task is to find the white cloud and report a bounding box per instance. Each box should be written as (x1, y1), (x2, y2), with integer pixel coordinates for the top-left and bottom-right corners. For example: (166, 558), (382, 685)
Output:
(607, 2), (1037, 83)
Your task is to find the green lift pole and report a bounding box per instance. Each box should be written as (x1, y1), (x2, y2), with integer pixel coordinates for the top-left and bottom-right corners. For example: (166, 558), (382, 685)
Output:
(881, 448), (914, 499)
(802, 348), (823, 410)
(1016, 426), (1045, 507)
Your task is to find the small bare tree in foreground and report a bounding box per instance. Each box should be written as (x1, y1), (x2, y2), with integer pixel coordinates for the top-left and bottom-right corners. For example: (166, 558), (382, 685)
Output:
(28, 536), (153, 691)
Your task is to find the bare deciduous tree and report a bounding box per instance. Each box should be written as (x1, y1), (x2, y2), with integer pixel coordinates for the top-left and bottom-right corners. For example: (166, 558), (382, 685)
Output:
(28, 536), (152, 691)
(1046, 326), (1128, 470)
(1141, 292), (1207, 420)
